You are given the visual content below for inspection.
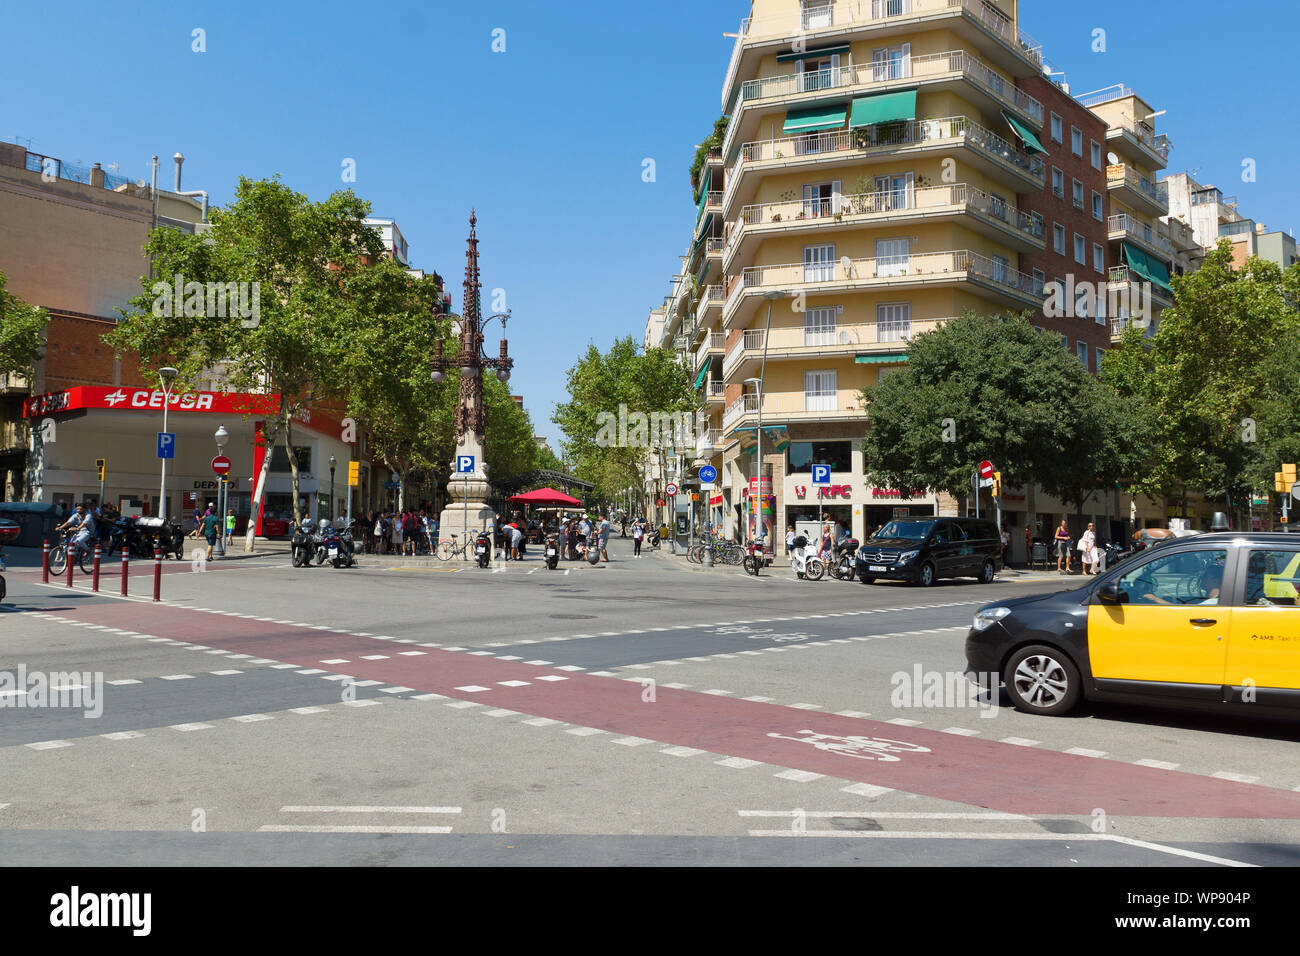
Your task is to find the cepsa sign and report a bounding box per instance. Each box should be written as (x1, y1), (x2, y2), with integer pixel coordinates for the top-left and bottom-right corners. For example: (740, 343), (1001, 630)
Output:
(24, 386), (279, 419)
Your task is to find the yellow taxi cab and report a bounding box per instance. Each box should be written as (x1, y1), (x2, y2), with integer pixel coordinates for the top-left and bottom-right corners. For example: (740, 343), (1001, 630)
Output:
(965, 533), (1300, 716)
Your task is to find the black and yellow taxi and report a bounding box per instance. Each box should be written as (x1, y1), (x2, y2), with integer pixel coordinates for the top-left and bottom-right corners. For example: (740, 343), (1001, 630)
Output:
(965, 532), (1300, 716)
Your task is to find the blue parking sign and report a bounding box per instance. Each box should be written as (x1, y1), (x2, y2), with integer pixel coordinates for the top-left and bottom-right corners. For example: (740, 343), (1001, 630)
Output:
(456, 455), (475, 474)
(811, 463), (831, 485)
(157, 432), (176, 459)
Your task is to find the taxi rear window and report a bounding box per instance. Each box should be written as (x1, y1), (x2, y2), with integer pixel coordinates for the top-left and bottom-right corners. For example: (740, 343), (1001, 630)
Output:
(1245, 550), (1300, 607)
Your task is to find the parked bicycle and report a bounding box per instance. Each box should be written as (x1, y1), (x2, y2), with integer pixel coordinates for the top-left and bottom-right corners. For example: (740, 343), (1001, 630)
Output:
(436, 533), (476, 562)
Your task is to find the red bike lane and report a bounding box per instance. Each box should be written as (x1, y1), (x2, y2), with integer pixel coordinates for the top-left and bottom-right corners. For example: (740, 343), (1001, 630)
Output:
(38, 599), (1300, 820)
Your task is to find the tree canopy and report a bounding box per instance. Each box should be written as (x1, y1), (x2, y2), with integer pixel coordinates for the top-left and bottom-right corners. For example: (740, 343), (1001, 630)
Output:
(0, 271), (48, 378)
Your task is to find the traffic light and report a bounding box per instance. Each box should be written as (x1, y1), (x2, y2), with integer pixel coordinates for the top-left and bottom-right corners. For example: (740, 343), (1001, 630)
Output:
(991, 471), (1002, 498)
(347, 461), (360, 487)
(1276, 464), (1297, 494)
(94, 458), (106, 482)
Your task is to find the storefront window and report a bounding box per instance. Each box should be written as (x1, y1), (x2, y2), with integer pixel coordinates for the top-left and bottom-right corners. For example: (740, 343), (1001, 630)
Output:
(269, 446), (313, 473)
(788, 441), (852, 473)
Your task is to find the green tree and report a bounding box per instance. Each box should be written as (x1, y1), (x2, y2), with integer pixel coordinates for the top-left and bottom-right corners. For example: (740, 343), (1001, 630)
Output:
(1103, 242), (1300, 520)
(862, 313), (1149, 512)
(108, 176), (392, 549)
(0, 271), (48, 377)
(689, 116), (728, 199)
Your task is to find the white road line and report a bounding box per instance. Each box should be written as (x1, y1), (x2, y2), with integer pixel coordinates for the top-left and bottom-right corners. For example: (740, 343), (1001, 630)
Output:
(279, 805), (463, 813)
(565, 727), (606, 737)
(612, 736), (654, 746)
(159, 674), (195, 681)
(717, 757), (763, 769)
(1065, 747), (1108, 758)
(296, 669), (326, 675)
(498, 680), (530, 688)
(211, 670), (244, 676)
(320, 659), (350, 665)
(999, 737), (1041, 747)
(483, 708), (519, 717)
(102, 731), (144, 740)
(259, 825), (453, 834)
(398, 651), (426, 657)
(940, 727), (981, 737)
(26, 740), (73, 750)
(523, 717), (561, 727)
(170, 723), (213, 732)
(1134, 758), (1179, 770)
(790, 703), (823, 710)
(443, 701), (480, 709)
(290, 707), (327, 714)
(360, 655), (390, 661)
(536, 676), (568, 683)
(775, 769), (824, 782)
(703, 689), (734, 696)
(1211, 771), (1260, 784)
(106, 679), (142, 686)
(230, 714), (273, 723)
(840, 784), (895, 798)
(661, 746), (707, 758)
(742, 696), (774, 703)
(835, 710), (872, 718)
(886, 718), (923, 726)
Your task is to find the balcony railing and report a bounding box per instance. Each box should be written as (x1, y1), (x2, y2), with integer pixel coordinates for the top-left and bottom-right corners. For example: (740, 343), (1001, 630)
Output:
(1106, 117), (1170, 162)
(1109, 214), (1174, 257)
(736, 182), (1041, 240)
(0, 372), (31, 392)
(735, 116), (1042, 182)
(1108, 266), (1171, 301)
(1106, 164), (1168, 207)
(737, 50), (1041, 124)
(707, 380), (726, 398)
(1, 420), (30, 450)
(705, 237), (725, 255)
(723, 393), (760, 431)
(724, 389), (864, 430)
(738, 249), (1040, 299)
(697, 428), (724, 451)
(694, 332), (725, 369)
(734, 0), (1042, 68)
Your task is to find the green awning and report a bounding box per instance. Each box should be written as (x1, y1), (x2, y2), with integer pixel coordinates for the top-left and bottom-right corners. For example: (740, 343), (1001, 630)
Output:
(1146, 256), (1173, 294)
(855, 352), (908, 364)
(849, 90), (916, 128)
(693, 364), (709, 389)
(782, 103), (848, 134)
(1121, 241), (1153, 283)
(776, 44), (850, 62)
(1002, 111), (1048, 156)
(695, 167), (711, 222)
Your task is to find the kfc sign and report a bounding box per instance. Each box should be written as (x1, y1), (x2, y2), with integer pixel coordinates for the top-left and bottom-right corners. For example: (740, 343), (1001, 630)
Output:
(794, 484), (851, 499)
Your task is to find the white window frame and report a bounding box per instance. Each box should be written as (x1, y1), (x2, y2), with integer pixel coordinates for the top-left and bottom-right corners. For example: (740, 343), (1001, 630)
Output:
(803, 243), (836, 282)
(1093, 242), (1105, 275)
(1090, 140), (1102, 170)
(1072, 178), (1085, 210)
(1050, 112), (1063, 143)
(802, 180), (842, 218)
(1053, 222), (1066, 255)
(876, 301), (911, 342)
(1074, 233), (1087, 265)
(1092, 190), (1104, 221)
(1071, 126), (1083, 156)
(804, 369), (837, 411)
(804, 306), (838, 346)
(1051, 166), (1064, 199)
(872, 172), (914, 212)
(801, 0), (834, 29)
(1031, 267), (1045, 297)
(870, 43), (912, 82)
(874, 237), (910, 277)
(1076, 341), (1089, 367)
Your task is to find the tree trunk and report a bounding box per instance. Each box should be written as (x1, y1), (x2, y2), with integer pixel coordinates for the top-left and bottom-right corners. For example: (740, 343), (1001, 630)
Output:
(243, 418), (280, 553)
(285, 418), (303, 525)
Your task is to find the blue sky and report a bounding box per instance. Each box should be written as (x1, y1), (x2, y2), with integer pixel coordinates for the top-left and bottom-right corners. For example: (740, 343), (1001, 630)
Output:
(2, 0), (1295, 451)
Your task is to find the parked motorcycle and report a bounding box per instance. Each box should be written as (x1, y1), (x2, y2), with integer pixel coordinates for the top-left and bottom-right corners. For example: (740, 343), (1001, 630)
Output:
(742, 540), (765, 576)
(473, 530), (491, 568)
(0, 517), (19, 603)
(789, 534), (825, 581)
(828, 538), (860, 581)
(544, 533), (560, 570)
(291, 520), (315, 568)
(314, 519), (355, 569)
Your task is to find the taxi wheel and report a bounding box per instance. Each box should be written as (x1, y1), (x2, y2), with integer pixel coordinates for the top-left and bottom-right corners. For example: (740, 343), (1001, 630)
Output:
(1004, 645), (1081, 716)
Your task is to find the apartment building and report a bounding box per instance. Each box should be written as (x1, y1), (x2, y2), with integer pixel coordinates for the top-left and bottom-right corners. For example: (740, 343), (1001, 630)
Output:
(651, 0), (1053, 546)
(1165, 172), (1297, 271)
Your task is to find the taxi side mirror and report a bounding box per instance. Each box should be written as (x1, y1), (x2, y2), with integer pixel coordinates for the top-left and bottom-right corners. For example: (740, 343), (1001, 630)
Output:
(1097, 583), (1126, 605)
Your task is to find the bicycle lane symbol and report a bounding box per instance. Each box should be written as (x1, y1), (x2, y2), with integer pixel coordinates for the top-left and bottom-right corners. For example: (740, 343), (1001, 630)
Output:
(767, 730), (933, 762)
(710, 625), (816, 644)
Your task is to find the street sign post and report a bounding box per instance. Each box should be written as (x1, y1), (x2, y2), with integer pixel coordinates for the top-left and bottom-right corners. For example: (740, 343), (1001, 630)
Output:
(156, 433), (175, 459)
(811, 464), (831, 485)
(699, 465), (717, 484)
(211, 456), (232, 477)
(95, 458), (106, 509)
(979, 460), (993, 480)
(664, 482), (678, 497)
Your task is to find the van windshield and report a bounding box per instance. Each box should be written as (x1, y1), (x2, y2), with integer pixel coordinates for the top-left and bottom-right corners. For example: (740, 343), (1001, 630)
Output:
(876, 520), (935, 541)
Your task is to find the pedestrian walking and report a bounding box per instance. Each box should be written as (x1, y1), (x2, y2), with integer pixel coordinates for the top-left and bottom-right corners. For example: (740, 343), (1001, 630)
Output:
(632, 518), (644, 557)
(1024, 523), (1033, 566)
(598, 514), (611, 562)
(201, 508), (221, 561)
(1000, 525), (1010, 568)
(1055, 520), (1072, 573)
(1079, 523), (1097, 575)
(225, 508), (236, 549)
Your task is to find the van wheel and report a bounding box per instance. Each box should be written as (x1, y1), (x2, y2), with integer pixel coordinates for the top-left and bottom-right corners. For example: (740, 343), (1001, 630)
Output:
(1003, 645), (1081, 716)
(917, 562), (936, 587)
(859, 575), (875, 585)
(979, 559), (995, 583)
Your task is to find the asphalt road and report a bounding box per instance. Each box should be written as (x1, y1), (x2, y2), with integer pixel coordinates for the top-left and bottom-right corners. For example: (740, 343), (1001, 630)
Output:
(2, 536), (1299, 867)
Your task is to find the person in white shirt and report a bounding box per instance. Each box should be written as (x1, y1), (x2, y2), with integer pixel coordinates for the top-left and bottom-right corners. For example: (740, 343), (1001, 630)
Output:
(1078, 523), (1097, 575)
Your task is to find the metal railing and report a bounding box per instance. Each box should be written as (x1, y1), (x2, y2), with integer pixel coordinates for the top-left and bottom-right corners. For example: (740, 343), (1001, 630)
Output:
(736, 116), (1042, 181)
(738, 249), (1040, 298)
(736, 182), (1041, 239)
(707, 381), (726, 398)
(1107, 117), (1170, 162)
(24, 151), (136, 191)
(1109, 267), (1171, 300)
(1108, 214), (1174, 257)
(694, 332), (725, 369)
(705, 237), (725, 254)
(0, 372), (31, 392)
(1106, 164), (1168, 207)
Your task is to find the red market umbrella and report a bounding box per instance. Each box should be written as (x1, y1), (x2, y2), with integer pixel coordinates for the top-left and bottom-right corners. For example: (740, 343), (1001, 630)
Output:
(507, 488), (582, 507)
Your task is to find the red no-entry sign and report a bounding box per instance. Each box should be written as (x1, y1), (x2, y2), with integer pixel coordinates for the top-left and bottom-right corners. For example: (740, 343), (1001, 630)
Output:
(211, 455), (232, 477)
(979, 460), (994, 480)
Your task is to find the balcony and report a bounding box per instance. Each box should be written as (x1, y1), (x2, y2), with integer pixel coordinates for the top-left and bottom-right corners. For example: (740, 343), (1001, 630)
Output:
(1108, 213), (1174, 261)
(722, 0), (1044, 115)
(704, 380), (726, 404)
(695, 191), (724, 237)
(1109, 314), (1157, 344)
(722, 318), (948, 379)
(1100, 116), (1170, 170)
(694, 331), (725, 370)
(0, 372), (31, 394)
(1108, 266), (1171, 305)
(696, 427), (724, 454)
(694, 284), (724, 329)
(726, 116), (1043, 212)
(723, 388), (866, 433)
(1106, 163), (1168, 217)
(733, 49), (1041, 144)
(724, 248), (1042, 329)
(1, 420), (29, 451)
(727, 182), (1043, 267)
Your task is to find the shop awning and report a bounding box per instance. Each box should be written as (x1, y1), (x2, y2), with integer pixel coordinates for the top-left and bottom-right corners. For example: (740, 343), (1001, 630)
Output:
(1002, 111), (1048, 156)
(849, 90), (916, 128)
(693, 364), (709, 389)
(782, 103), (848, 134)
(855, 352), (908, 364)
(776, 44), (850, 62)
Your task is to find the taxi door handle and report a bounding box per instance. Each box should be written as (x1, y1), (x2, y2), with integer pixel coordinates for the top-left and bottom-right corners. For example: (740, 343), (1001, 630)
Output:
(1189, 618), (1216, 626)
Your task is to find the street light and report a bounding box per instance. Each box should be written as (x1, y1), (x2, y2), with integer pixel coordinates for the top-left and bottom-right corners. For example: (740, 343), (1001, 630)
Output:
(749, 290), (788, 551)
(329, 455), (337, 523)
(157, 366), (178, 522)
(214, 424), (229, 557)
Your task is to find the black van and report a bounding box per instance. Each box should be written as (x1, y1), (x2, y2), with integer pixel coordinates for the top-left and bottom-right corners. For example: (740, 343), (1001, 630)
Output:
(855, 517), (1002, 587)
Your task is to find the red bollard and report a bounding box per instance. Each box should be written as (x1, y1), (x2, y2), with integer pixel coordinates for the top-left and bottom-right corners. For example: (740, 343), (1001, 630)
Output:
(121, 549), (129, 597)
(153, 547), (162, 603)
(66, 544), (74, 588)
(92, 545), (101, 592)
(42, 540), (49, 584)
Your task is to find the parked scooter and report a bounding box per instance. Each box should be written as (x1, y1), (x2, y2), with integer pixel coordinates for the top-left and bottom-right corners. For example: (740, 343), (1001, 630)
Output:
(789, 534), (825, 581)
(828, 537), (860, 581)
(474, 530), (492, 568)
(291, 520), (315, 568)
(0, 517), (19, 604)
(544, 533), (560, 570)
(314, 518), (355, 568)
